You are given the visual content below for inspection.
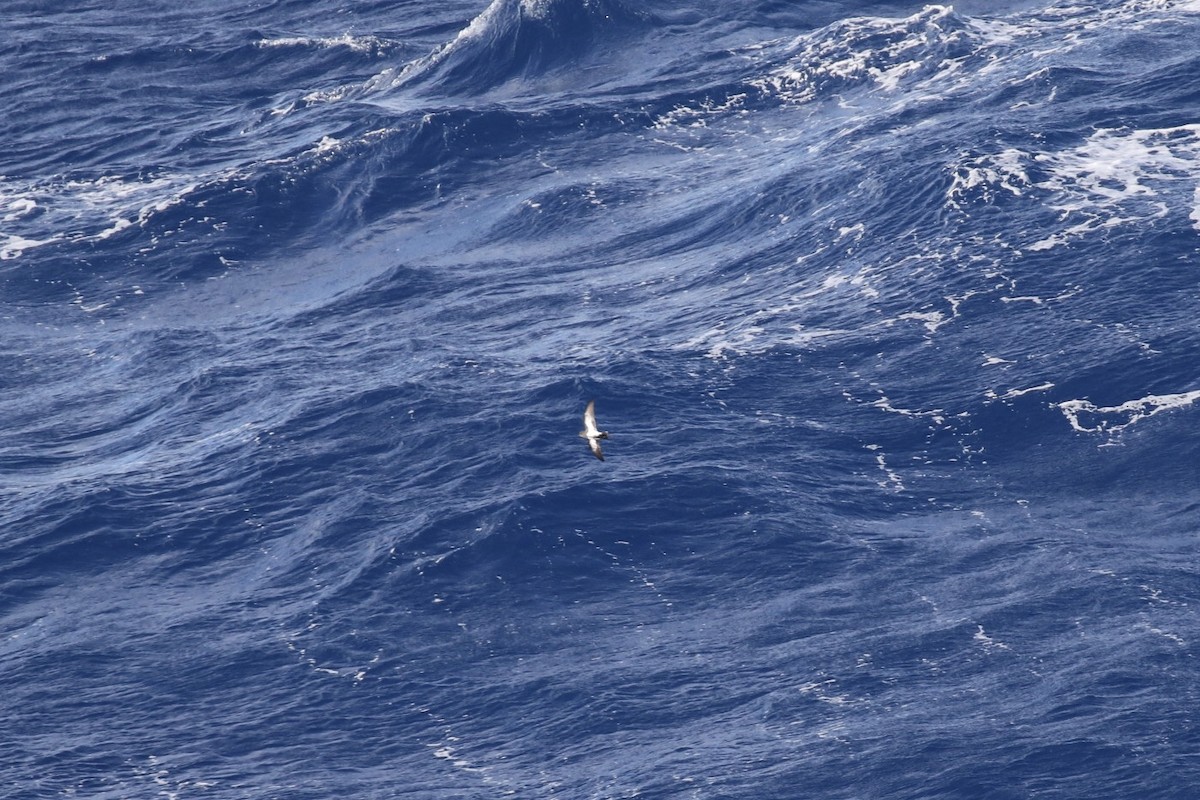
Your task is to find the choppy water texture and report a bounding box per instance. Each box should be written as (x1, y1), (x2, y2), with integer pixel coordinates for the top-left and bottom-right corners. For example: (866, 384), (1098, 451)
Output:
(4, 1), (1200, 797)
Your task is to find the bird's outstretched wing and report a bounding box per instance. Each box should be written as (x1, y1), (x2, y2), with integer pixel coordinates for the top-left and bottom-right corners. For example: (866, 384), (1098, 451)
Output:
(587, 436), (605, 461)
(582, 400), (600, 437)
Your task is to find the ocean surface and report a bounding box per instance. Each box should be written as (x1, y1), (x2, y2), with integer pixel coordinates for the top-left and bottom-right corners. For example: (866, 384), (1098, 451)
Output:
(4, 0), (1200, 797)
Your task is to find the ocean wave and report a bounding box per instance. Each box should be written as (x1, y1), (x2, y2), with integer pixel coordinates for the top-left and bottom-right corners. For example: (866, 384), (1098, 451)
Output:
(5, 1), (1200, 797)
(361, 0), (650, 97)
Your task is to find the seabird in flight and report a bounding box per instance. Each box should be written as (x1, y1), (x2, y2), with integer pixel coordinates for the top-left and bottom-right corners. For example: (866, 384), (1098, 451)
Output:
(579, 400), (609, 461)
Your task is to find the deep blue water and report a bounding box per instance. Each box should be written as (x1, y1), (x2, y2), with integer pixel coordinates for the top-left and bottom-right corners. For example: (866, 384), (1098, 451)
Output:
(4, 1), (1200, 797)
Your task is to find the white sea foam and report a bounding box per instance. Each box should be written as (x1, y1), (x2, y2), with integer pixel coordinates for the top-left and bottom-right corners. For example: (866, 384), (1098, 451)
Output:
(1058, 389), (1200, 434)
(1144, 624), (1186, 646)
(255, 33), (391, 53)
(835, 222), (865, 242)
(750, 5), (972, 106)
(866, 444), (905, 491)
(0, 130), (383, 264)
(0, 233), (58, 261)
(797, 676), (854, 706)
(899, 310), (948, 334)
(946, 148), (1032, 207)
(973, 624), (1011, 652)
(2, 196), (37, 221)
(950, 124), (1200, 247)
(985, 382), (1055, 401)
(0, 174), (200, 261)
(1040, 124), (1200, 205)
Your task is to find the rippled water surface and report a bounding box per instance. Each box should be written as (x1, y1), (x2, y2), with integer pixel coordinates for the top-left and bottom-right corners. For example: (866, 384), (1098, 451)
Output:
(3, 1), (1200, 797)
